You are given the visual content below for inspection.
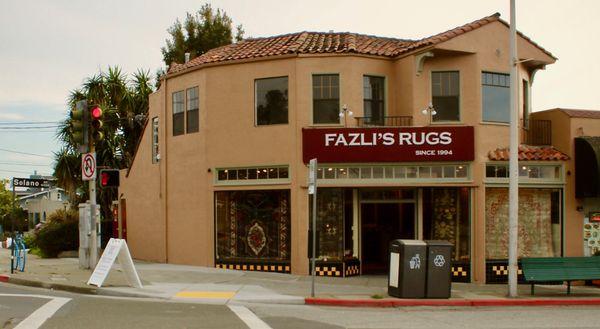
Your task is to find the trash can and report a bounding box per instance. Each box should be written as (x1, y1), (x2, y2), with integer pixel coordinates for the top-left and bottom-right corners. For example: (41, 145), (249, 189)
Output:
(425, 240), (453, 298)
(388, 239), (427, 298)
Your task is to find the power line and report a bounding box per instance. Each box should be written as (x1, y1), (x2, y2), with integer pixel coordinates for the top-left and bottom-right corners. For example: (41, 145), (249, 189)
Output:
(0, 162), (51, 166)
(0, 129), (56, 134)
(0, 126), (60, 129)
(0, 147), (53, 158)
(0, 121), (61, 125)
(0, 168), (44, 175)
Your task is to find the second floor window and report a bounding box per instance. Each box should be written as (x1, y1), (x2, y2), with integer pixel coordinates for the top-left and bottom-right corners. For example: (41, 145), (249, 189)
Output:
(186, 87), (199, 133)
(313, 74), (340, 124)
(482, 72), (510, 123)
(432, 71), (460, 122)
(152, 117), (159, 163)
(363, 76), (385, 125)
(172, 91), (184, 136)
(255, 77), (288, 125)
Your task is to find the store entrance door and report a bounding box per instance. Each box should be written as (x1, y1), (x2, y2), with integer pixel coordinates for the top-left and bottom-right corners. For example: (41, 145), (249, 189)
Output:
(361, 201), (415, 274)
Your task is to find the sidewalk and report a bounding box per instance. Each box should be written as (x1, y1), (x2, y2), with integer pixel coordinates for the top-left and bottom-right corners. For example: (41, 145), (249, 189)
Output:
(2, 249), (600, 307)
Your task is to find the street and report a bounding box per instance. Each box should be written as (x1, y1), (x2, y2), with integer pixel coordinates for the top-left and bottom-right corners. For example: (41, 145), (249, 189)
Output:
(1, 284), (600, 329)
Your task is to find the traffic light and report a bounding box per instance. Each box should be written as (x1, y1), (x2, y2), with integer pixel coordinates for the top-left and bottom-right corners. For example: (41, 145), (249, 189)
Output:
(70, 100), (89, 151)
(90, 105), (104, 142)
(99, 169), (119, 188)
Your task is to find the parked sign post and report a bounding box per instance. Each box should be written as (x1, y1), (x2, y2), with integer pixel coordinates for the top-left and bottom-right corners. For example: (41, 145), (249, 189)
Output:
(308, 158), (317, 297)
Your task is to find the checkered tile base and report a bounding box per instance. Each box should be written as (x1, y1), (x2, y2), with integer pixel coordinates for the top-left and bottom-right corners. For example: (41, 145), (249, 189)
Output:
(310, 259), (361, 277)
(451, 261), (471, 283)
(486, 260), (525, 284)
(215, 261), (290, 274)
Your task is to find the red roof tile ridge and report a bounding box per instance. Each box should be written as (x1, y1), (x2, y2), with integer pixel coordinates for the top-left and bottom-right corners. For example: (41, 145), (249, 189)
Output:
(488, 144), (569, 161)
(544, 108), (600, 118)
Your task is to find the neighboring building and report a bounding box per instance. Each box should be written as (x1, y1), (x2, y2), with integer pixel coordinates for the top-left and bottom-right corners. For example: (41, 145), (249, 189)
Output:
(529, 109), (600, 257)
(19, 188), (68, 228)
(120, 13), (571, 283)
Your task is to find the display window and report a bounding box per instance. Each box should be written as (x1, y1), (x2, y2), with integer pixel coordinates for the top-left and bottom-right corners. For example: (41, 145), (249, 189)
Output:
(423, 187), (471, 262)
(485, 188), (561, 259)
(215, 190), (290, 262)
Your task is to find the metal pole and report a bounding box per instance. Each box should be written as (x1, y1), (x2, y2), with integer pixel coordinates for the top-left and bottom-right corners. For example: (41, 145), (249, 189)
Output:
(508, 0), (519, 298)
(11, 180), (15, 274)
(311, 162), (318, 298)
(89, 144), (98, 268)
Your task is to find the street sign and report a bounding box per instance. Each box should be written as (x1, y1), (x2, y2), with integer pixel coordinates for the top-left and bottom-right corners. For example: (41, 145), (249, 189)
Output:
(82, 152), (96, 181)
(12, 178), (52, 188)
(308, 158), (317, 195)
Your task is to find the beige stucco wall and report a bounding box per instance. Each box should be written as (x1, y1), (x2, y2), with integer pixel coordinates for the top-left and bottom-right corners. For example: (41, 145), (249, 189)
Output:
(119, 90), (166, 262)
(529, 111), (600, 257)
(120, 21), (562, 282)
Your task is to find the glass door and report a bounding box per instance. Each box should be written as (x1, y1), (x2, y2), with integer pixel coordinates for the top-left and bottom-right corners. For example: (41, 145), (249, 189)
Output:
(359, 189), (416, 274)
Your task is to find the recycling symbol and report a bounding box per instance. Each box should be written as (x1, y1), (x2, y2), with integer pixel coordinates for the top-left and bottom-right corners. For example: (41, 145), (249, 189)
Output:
(433, 254), (445, 267)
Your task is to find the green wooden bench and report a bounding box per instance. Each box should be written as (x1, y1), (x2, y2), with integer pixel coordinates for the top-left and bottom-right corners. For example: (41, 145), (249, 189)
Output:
(521, 257), (600, 295)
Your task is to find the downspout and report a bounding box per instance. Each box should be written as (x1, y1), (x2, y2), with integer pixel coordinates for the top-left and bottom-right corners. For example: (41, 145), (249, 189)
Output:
(163, 74), (169, 263)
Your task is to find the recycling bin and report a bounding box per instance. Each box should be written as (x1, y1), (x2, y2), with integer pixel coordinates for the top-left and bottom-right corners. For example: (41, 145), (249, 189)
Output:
(388, 239), (427, 298)
(425, 240), (453, 298)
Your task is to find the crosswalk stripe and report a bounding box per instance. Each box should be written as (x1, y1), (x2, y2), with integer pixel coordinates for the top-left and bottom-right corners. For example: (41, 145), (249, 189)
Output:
(0, 294), (71, 329)
(228, 305), (272, 329)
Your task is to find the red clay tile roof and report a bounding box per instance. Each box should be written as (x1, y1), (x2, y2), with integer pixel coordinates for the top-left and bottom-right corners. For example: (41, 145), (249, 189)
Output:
(544, 108), (600, 119)
(488, 145), (569, 161)
(168, 12), (553, 75)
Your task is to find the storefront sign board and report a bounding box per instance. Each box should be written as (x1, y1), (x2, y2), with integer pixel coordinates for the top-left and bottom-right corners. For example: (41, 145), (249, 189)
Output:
(302, 126), (474, 163)
(87, 238), (142, 288)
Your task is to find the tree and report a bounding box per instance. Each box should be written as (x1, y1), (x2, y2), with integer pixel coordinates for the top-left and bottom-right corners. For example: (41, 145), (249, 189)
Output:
(54, 67), (153, 242)
(161, 4), (244, 67)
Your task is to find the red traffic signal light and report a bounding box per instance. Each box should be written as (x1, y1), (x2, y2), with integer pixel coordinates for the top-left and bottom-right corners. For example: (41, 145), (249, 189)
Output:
(99, 169), (119, 188)
(90, 105), (104, 142)
(91, 106), (103, 119)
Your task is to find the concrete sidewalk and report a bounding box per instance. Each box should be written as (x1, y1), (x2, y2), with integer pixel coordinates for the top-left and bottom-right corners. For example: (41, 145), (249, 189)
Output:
(2, 249), (600, 307)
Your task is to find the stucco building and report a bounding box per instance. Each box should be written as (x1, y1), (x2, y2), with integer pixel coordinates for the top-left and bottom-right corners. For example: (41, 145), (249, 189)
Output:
(119, 13), (591, 283)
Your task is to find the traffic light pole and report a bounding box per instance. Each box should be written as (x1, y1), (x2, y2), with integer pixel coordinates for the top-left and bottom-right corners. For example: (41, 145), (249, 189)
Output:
(89, 143), (99, 268)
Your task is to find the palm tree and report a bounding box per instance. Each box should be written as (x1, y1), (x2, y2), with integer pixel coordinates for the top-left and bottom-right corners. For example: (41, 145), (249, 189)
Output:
(54, 66), (153, 223)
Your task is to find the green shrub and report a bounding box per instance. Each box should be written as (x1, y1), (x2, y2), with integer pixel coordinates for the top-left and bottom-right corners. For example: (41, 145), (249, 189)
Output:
(23, 232), (37, 249)
(46, 208), (78, 224)
(35, 221), (79, 258)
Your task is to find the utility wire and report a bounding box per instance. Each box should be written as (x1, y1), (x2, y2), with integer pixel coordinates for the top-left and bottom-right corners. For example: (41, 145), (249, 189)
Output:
(0, 126), (61, 129)
(0, 168), (44, 175)
(0, 162), (51, 166)
(0, 147), (53, 158)
(0, 121), (61, 125)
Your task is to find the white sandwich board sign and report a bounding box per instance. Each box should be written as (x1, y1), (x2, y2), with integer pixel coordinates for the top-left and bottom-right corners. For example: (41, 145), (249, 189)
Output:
(87, 238), (142, 288)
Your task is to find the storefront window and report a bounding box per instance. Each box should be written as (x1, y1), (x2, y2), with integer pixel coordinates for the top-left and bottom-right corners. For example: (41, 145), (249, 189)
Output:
(310, 188), (344, 260)
(315, 164), (469, 181)
(216, 166), (289, 184)
(215, 190), (290, 262)
(423, 188), (470, 262)
(485, 164), (561, 180)
(485, 188), (561, 259)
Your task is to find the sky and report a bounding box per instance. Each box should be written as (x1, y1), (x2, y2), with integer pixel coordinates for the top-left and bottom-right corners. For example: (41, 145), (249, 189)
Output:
(0, 0), (599, 180)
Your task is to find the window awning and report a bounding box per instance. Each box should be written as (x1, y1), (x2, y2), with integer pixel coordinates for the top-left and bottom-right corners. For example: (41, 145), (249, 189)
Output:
(575, 136), (600, 198)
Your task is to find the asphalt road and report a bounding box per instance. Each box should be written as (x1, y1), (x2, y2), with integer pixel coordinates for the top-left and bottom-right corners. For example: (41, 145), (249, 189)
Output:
(1, 283), (600, 329)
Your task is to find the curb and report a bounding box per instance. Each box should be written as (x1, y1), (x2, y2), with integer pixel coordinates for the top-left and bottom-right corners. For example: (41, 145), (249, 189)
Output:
(305, 297), (600, 308)
(1, 274), (98, 295)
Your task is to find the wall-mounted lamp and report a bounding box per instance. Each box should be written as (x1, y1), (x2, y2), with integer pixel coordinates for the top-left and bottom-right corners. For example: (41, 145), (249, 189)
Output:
(339, 104), (353, 127)
(421, 103), (437, 125)
(421, 103), (437, 116)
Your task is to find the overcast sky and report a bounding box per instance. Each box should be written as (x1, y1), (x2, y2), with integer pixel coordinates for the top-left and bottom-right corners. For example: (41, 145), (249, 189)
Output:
(0, 0), (598, 180)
